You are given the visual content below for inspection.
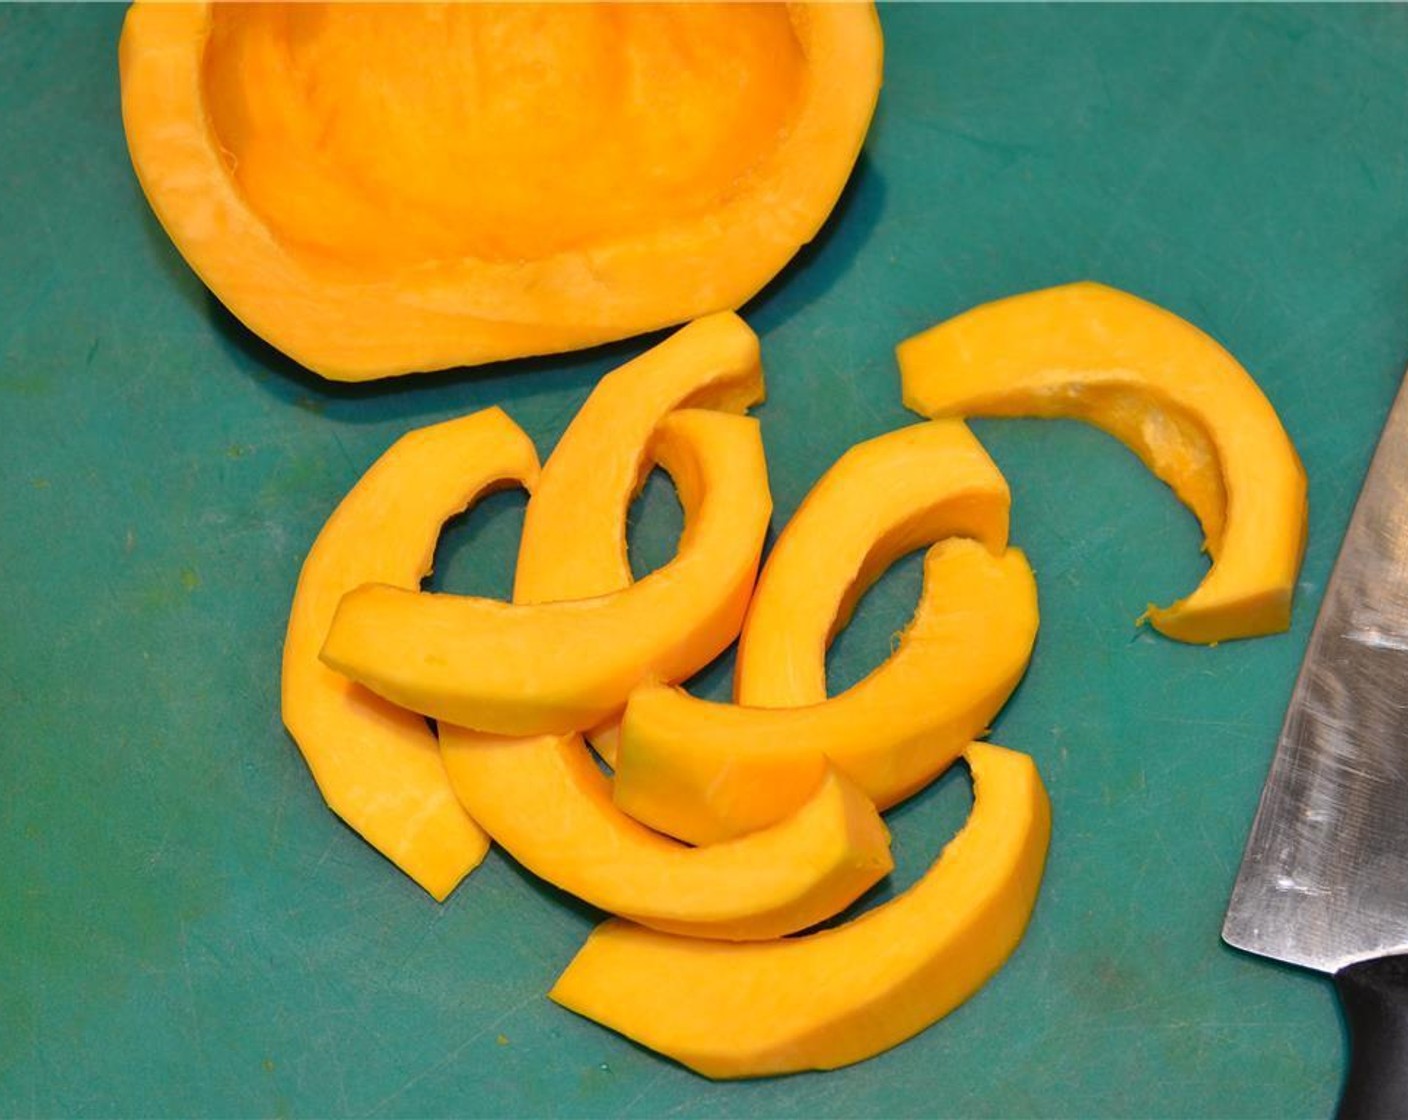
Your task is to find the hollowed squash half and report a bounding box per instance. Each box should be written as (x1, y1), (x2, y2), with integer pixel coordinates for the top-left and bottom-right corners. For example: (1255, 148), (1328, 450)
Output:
(118, 3), (884, 380)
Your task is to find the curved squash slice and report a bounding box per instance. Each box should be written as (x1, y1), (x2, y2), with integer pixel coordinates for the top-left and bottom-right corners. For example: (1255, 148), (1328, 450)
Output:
(514, 312), (763, 607)
(552, 742), (1051, 1079)
(613, 539), (1039, 845)
(322, 409), (770, 736)
(515, 312), (763, 761)
(737, 418), (1010, 709)
(118, 3), (883, 380)
(439, 729), (892, 941)
(281, 407), (539, 900)
(897, 282), (1308, 643)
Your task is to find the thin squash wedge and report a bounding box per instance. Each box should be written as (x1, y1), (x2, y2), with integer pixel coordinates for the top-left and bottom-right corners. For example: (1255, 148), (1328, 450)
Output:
(552, 742), (1051, 1079)
(322, 409), (770, 736)
(897, 282), (1308, 643)
(118, 3), (883, 380)
(736, 418), (1011, 710)
(613, 539), (1038, 845)
(280, 407), (538, 901)
(514, 312), (763, 759)
(439, 730), (892, 941)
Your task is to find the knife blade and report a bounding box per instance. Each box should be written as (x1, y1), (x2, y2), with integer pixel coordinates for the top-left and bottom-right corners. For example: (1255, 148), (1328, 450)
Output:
(1224, 370), (1408, 1119)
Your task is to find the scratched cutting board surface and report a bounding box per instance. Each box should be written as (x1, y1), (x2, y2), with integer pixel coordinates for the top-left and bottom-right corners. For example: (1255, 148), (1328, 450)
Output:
(5, 4), (1408, 1116)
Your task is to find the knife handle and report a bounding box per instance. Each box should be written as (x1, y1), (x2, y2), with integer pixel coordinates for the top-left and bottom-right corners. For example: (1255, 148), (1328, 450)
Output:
(1335, 954), (1408, 1120)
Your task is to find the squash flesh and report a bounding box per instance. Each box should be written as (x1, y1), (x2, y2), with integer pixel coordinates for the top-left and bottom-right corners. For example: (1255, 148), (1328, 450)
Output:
(551, 743), (1051, 1078)
(280, 407), (538, 900)
(514, 312), (764, 607)
(612, 540), (1039, 845)
(431, 319), (896, 940)
(201, 4), (806, 273)
(321, 409), (771, 735)
(439, 730), (892, 941)
(736, 418), (1010, 709)
(119, 2), (883, 379)
(897, 281), (1308, 643)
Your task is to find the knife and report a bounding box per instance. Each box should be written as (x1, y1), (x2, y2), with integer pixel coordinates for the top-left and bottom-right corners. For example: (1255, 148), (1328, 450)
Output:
(1224, 371), (1408, 1119)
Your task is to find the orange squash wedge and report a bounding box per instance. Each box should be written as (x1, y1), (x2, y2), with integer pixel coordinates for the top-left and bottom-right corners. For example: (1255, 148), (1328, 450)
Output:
(322, 409), (770, 736)
(513, 312), (763, 607)
(280, 407), (539, 901)
(118, 3), (883, 380)
(613, 539), (1039, 845)
(513, 312), (763, 759)
(897, 282), (1308, 643)
(551, 742), (1051, 1079)
(439, 729), (892, 941)
(736, 419), (1010, 709)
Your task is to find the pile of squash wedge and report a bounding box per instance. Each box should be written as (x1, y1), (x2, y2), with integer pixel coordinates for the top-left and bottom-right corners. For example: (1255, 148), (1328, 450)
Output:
(118, 0), (1308, 1081)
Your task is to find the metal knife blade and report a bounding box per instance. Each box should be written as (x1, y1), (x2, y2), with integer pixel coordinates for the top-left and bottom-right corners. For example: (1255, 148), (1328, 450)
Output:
(1224, 368), (1408, 1118)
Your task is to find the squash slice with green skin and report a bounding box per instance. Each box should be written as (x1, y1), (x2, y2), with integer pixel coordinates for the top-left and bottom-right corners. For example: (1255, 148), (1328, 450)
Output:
(440, 729), (892, 941)
(322, 409), (770, 736)
(613, 539), (1038, 845)
(551, 742), (1051, 1079)
(281, 407), (538, 901)
(118, 3), (883, 380)
(897, 281), (1308, 643)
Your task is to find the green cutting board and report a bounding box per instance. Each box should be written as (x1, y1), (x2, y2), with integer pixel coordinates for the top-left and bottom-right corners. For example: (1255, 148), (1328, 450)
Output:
(5, 4), (1406, 1115)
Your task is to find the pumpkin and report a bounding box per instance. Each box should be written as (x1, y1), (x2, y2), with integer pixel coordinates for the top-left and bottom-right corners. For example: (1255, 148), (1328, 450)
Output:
(735, 418), (1011, 710)
(280, 407), (538, 900)
(897, 282), (1309, 643)
(551, 742), (1051, 1079)
(320, 408), (770, 735)
(512, 311), (763, 757)
(439, 732), (892, 942)
(117, 3), (883, 380)
(612, 539), (1038, 845)
(608, 418), (1031, 844)
(432, 315), (892, 941)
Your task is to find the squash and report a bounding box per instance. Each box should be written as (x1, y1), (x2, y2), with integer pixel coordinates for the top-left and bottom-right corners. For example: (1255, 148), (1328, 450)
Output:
(897, 282), (1308, 643)
(280, 407), (538, 901)
(433, 325), (892, 940)
(551, 742), (1051, 1079)
(514, 312), (763, 606)
(117, 3), (884, 380)
(736, 418), (1010, 710)
(439, 730), (892, 942)
(612, 539), (1039, 845)
(321, 409), (770, 736)
(513, 312), (763, 759)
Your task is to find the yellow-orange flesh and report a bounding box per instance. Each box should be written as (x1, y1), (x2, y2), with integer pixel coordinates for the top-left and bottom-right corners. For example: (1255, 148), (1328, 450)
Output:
(280, 407), (539, 900)
(552, 743), (1051, 1079)
(202, 4), (806, 276)
(898, 282), (1308, 643)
